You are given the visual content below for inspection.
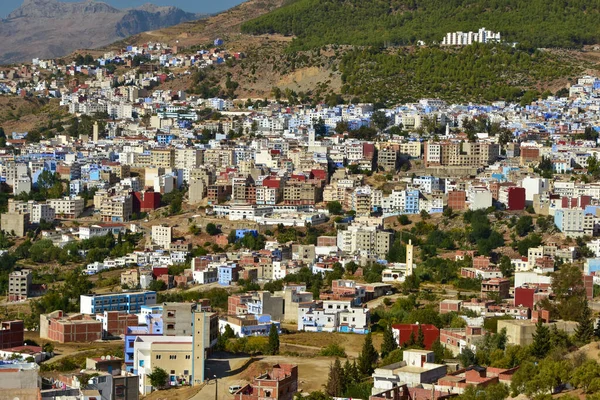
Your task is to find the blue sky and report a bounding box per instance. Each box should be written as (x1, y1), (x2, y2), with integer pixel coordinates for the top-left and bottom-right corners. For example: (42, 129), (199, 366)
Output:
(1, 0), (246, 17)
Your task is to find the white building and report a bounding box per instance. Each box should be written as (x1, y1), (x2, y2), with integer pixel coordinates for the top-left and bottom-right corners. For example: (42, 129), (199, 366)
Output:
(371, 350), (446, 395)
(441, 27), (501, 46)
(297, 299), (370, 334)
(151, 225), (172, 249)
(521, 177), (549, 203)
(467, 187), (492, 210)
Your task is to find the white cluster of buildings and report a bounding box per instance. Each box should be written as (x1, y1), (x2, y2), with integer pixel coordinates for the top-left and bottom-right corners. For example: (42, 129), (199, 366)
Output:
(441, 27), (501, 46)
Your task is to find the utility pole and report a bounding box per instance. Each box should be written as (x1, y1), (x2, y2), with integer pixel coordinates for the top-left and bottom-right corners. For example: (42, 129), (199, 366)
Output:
(214, 375), (217, 400)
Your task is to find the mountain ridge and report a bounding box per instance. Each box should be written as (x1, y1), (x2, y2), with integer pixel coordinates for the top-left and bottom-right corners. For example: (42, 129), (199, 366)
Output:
(0, 0), (202, 64)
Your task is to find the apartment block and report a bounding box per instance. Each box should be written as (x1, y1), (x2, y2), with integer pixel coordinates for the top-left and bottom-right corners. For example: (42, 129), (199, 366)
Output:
(150, 148), (175, 168)
(424, 141), (499, 167)
(151, 225), (172, 249)
(337, 225), (393, 259)
(298, 299), (370, 334)
(8, 269), (31, 301)
(47, 197), (85, 219)
(134, 311), (214, 394)
(162, 302), (198, 336)
(377, 147), (398, 172)
(80, 291), (157, 314)
(100, 194), (133, 222)
(283, 182), (320, 205)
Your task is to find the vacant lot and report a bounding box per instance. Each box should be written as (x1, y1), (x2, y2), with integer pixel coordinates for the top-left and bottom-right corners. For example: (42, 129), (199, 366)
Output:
(280, 331), (382, 358)
(192, 353), (335, 400)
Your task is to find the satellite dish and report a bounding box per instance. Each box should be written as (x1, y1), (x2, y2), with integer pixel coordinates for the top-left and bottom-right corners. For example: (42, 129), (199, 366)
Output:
(101, 356), (106, 360)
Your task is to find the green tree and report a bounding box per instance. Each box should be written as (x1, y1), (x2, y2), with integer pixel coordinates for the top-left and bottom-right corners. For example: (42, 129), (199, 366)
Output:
(442, 207), (453, 219)
(327, 201), (343, 215)
(357, 332), (378, 375)
(571, 360), (600, 394)
(148, 367), (168, 389)
(459, 383), (509, 400)
(267, 323), (280, 355)
(431, 339), (446, 364)
(588, 156), (600, 178)
(206, 223), (220, 236)
(515, 215), (533, 237)
(498, 255), (514, 278)
(380, 323), (398, 359)
(458, 347), (476, 368)
(541, 263), (587, 321)
(148, 280), (167, 292)
(325, 358), (344, 397)
(530, 319), (551, 359)
(371, 110), (390, 132)
(575, 300), (594, 345)
(416, 325), (425, 348)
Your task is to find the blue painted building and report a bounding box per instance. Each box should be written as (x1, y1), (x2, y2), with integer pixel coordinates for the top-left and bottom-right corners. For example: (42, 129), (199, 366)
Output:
(124, 322), (163, 373)
(236, 229), (258, 240)
(218, 265), (240, 286)
(585, 258), (600, 276)
(79, 291), (157, 314)
(156, 133), (175, 145)
(405, 190), (420, 214)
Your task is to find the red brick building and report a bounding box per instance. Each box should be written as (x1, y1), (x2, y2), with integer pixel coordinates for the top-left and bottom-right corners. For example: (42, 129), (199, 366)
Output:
(40, 311), (102, 343)
(234, 364), (298, 400)
(97, 311), (139, 339)
(439, 300), (462, 314)
(0, 320), (24, 349)
(391, 324), (440, 350)
(438, 366), (518, 392)
(317, 236), (337, 247)
(228, 293), (253, 315)
(472, 255), (491, 269)
(481, 278), (510, 300)
(448, 191), (467, 211)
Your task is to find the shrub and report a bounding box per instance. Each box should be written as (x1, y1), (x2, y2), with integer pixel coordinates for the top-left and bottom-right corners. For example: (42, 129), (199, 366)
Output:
(319, 343), (347, 357)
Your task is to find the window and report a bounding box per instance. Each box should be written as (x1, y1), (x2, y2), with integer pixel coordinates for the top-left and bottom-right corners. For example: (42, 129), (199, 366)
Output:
(185, 355), (191, 360)
(171, 370), (175, 375)
(170, 355), (177, 360)
(156, 355), (161, 360)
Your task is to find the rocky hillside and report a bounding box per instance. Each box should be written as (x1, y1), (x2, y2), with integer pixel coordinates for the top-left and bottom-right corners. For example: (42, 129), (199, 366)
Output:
(0, 0), (201, 64)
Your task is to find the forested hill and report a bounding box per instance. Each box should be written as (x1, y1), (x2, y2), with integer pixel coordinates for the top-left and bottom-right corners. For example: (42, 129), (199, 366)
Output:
(241, 0), (600, 50)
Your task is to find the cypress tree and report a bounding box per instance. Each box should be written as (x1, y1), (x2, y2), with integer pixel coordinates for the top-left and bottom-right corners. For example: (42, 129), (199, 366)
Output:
(431, 338), (446, 364)
(380, 323), (398, 359)
(358, 332), (378, 375)
(267, 323), (280, 355)
(326, 358), (344, 397)
(530, 319), (551, 359)
(416, 325), (425, 349)
(405, 330), (416, 347)
(575, 300), (594, 345)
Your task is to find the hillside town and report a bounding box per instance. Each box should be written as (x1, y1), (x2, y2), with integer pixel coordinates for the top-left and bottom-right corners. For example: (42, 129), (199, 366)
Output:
(0, 38), (600, 400)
